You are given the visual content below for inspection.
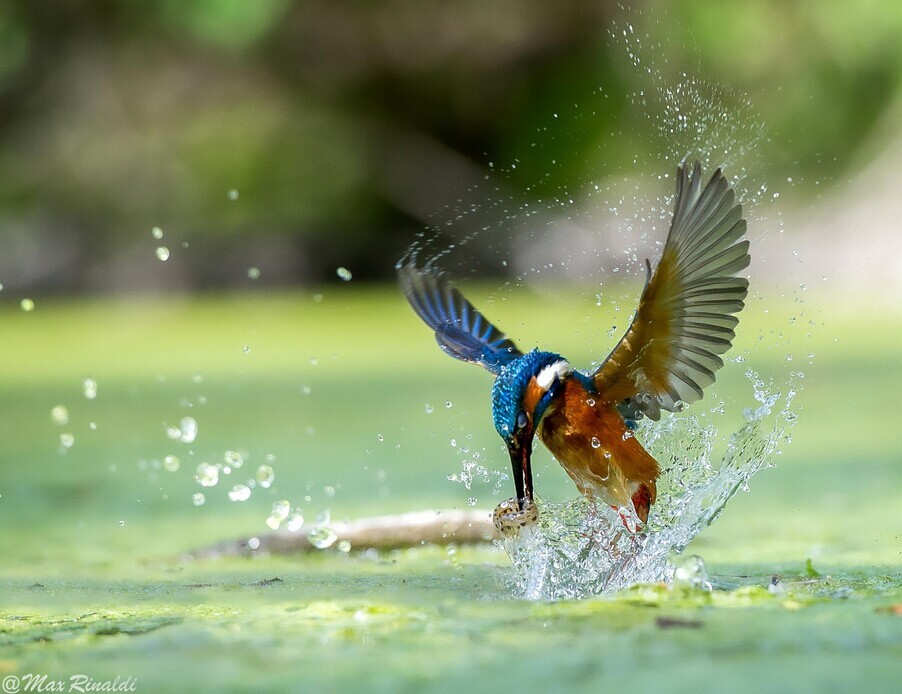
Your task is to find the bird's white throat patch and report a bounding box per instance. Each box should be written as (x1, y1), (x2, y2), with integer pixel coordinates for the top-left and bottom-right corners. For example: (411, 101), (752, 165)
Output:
(535, 360), (571, 390)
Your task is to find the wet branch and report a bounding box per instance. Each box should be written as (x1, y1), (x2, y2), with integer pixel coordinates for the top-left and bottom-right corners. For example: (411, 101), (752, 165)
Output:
(188, 509), (499, 560)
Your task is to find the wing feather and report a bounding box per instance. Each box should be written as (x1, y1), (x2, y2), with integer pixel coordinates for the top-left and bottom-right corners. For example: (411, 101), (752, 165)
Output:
(398, 264), (523, 374)
(594, 162), (749, 420)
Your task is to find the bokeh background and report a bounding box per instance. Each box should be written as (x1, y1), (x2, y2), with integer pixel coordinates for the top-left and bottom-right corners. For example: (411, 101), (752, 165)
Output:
(1, 0), (901, 550)
(0, 0), (900, 293)
(0, 0), (900, 564)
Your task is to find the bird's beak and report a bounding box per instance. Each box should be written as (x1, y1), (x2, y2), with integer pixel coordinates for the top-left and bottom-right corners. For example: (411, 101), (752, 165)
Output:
(508, 436), (534, 509)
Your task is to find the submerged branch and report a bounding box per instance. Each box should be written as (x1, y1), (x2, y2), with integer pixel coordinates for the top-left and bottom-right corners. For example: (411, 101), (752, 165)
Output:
(188, 509), (499, 560)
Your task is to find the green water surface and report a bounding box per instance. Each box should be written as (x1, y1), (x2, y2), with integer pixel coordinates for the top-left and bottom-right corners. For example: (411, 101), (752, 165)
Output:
(0, 288), (899, 692)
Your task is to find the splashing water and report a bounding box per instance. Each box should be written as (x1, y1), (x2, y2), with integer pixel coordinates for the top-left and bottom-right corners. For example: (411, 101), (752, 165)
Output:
(499, 372), (799, 600)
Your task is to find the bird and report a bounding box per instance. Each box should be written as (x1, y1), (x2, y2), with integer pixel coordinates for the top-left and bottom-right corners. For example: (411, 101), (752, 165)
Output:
(398, 161), (749, 532)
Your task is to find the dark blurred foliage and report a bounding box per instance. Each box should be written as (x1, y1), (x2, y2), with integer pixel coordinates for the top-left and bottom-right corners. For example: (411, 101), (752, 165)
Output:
(0, 0), (899, 291)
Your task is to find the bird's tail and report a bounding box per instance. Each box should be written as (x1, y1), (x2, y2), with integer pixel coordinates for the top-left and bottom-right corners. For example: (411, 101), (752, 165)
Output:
(631, 481), (656, 525)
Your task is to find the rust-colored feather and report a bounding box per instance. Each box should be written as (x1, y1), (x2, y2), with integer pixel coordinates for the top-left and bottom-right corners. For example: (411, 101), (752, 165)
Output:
(538, 379), (659, 513)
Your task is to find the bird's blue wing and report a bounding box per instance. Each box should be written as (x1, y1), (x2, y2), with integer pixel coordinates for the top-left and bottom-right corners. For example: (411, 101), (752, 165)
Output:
(398, 264), (522, 375)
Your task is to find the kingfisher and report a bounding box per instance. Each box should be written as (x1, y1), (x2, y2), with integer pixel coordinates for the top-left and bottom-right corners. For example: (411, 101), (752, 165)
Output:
(399, 162), (749, 532)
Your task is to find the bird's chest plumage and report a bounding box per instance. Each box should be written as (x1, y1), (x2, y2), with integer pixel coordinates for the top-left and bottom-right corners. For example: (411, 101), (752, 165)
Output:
(537, 378), (659, 507)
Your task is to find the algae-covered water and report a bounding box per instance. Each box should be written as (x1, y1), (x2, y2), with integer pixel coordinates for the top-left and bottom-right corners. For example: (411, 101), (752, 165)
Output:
(1, 291), (900, 692)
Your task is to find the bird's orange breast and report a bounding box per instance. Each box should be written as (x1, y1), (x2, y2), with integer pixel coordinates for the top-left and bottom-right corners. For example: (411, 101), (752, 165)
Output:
(537, 378), (659, 510)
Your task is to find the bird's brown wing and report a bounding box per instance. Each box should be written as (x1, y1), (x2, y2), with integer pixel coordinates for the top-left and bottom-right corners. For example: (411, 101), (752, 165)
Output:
(593, 162), (749, 420)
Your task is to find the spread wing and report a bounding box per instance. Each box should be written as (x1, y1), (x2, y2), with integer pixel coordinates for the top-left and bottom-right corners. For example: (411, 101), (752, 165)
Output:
(398, 263), (523, 375)
(594, 161), (750, 420)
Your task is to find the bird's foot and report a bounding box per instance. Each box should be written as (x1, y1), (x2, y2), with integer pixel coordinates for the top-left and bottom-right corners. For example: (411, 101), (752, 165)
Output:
(617, 506), (641, 534)
(493, 497), (539, 535)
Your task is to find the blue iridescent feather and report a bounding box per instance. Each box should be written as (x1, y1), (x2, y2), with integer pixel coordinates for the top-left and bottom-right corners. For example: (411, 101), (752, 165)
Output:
(398, 264), (522, 374)
(491, 350), (565, 437)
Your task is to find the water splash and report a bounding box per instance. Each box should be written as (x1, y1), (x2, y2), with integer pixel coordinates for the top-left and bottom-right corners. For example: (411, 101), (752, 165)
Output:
(499, 372), (799, 600)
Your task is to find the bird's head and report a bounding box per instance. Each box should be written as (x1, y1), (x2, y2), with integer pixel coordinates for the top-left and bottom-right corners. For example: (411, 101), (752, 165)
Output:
(491, 350), (571, 508)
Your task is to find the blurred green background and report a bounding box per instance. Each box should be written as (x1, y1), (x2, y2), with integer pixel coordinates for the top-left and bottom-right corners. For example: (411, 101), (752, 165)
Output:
(0, 0), (900, 289)
(1, 3), (901, 692)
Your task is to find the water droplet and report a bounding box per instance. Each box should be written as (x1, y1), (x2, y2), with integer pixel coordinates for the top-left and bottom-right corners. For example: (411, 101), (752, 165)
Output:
(672, 555), (712, 591)
(224, 450), (244, 468)
(424, 404), (434, 414)
(590, 436), (601, 449)
(152, 226), (163, 240)
(51, 405), (69, 426)
(466, 496), (477, 506)
(60, 433), (75, 449)
(89, 422), (97, 431)
(450, 439), (457, 447)
(228, 189), (239, 201)
(271, 500), (291, 521)
(337, 539), (352, 553)
(118, 520), (125, 527)
(324, 485), (335, 497)
(192, 492), (205, 506)
(165, 425), (182, 440)
(286, 510), (304, 532)
(83, 377), (97, 400)
(243, 345), (251, 354)
(194, 462), (219, 487)
(163, 455), (180, 472)
(247, 267), (260, 280)
(228, 484), (251, 502)
(336, 266), (352, 281)
(308, 526), (338, 549)
(247, 537), (260, 550)
(265, 514), (281, 530)
(301, 385), (311, 395)
(155, 246), (170, 262)
(20, 298), (34, 312)
(316, 509), (331, 525)
(256, 464), (275, 488)
(376, 433), (384, 442)
(445, 401), (453, 409)
(179, 417), (198, 443)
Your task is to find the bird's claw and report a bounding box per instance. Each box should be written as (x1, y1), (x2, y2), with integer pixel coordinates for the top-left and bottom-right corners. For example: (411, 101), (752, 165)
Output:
(493, 497), (539, 535)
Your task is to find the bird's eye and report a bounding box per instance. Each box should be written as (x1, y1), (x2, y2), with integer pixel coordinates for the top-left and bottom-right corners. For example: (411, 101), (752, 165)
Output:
(516, 411), (528, 430)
